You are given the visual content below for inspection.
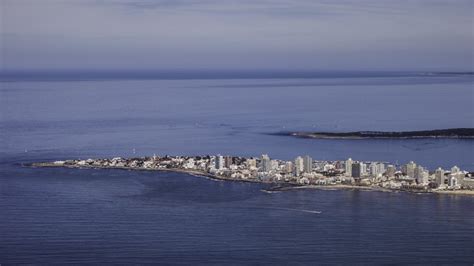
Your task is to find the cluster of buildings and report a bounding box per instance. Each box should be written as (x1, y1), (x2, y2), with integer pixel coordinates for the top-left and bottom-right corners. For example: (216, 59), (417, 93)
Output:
(211, 154), (473, 190)
(341, 158), (471, 190)
(55, 153), (474, 191)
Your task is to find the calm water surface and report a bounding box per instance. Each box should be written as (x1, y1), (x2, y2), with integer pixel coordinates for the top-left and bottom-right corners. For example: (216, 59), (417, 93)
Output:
(1, 74), (473, 264)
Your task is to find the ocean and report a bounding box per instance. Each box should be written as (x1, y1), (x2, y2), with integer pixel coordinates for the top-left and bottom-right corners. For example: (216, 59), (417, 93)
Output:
(1, 72), (473, 264)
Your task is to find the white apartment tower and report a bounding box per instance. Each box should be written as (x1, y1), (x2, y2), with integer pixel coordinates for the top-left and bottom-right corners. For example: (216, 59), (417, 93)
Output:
(345, 158), (353, 177)
(405, 161), (417, 178)
(414, 165), (429, 185)
(260, 154), (271, 172)
(303, 155), (313, 173)
(215, 155), (224, 170)
(294, 156), (304, 176)
(285, 161), (293, 174)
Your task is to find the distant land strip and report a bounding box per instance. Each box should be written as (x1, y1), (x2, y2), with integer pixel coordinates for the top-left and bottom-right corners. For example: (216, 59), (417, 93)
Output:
(272, 128), (474, 140)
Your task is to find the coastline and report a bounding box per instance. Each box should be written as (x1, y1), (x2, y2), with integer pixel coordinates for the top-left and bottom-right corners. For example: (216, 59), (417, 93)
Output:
(30, 162), (473, 197)
(272, 128), (474, 140)
(30, 162), (268, 185)
(267, 184), (474, 196)
(291, 134), (474, 140)
(432, 190), (474, 196)
(270, 184), (393, 193)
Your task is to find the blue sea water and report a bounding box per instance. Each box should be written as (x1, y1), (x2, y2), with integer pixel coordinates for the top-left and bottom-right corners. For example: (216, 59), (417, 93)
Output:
(1, 72), (473, 264)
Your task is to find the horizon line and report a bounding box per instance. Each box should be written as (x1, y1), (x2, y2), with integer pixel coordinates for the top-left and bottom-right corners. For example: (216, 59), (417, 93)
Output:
(1, 69), (473, 82)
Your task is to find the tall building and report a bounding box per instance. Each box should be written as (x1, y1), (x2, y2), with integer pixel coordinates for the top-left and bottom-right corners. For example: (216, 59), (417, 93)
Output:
(414, 165), (428, 185)
(448, 166), (463, 186)
(361, 162), (367, 176)
(455, 172), (465, 186)
(385, 165), (396, 177)
(405, 161), (417, 178)
(303, 155), (313, 173)
(224, 156), (232, 168)
(246, 158), (257, 168)
(369, 162), (378, 177)
(435, 167), (445, 186)
(260, 154), (271, 172)
(271, 160), (279, 171)
(449, 175), (459, 187)
(215, 155), (224, 170)
(451, 166), (460, 174)
(285, 161), (293, 174)
(345, 158), (353, 177)
(294, 156), (304, 176)
(377, 163), (385, 177)
(369, 162), (385, 178)
(352, 163), (362, 178)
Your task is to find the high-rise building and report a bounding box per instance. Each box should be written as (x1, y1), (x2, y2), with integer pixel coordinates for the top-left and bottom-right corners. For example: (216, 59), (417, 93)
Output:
(385, 165), (396, 177)
(451, 166), (460, 174)
(246, 158), (257, 168)
(369, 162), (378, 177)
(422, 171), (430, 184)
(405, 161), (417, 178)
(294, 156), (304, 176)
(361, 163), (367, 176)
(303, 155), (313, 173)
(271, 160), (279, 171)
(215, 155), (224, 170)
(415, 165), (428, 184)
(377, 163), (385, 176)
(449, 175), (459, 187)
(435, 167), (445, 186)
(285, 161), (293, 174)
(352, 163), (362, 178)
(224, 156), (232, 168)
(345, 158), (353, 177)
(455, 172), (465, 185)
(448, 166), (463, 187)
(260, 154), (271, 172)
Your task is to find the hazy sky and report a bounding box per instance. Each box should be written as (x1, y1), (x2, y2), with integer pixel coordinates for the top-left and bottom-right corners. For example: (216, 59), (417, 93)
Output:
(1, 0), (473, 71)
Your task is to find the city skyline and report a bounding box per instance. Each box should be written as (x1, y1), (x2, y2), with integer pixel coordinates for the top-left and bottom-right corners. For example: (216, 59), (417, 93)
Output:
(35, 152), (474, 193)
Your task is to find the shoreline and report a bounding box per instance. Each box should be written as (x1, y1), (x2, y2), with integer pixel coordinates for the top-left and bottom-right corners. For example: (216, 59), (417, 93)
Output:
(30, 162), (474, 197)
(29, 162), (270, 185)
(432, 190), (474, 196)
(292, 135), (474, 140)
(269, 184), (393, 193)
(271, 128), (474, 140)
(267, 184), (474, 196)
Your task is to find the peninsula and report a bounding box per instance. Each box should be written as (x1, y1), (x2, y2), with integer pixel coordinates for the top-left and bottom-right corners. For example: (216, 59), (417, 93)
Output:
(276, 128), (474, 140)
(32, 154), (474, 195)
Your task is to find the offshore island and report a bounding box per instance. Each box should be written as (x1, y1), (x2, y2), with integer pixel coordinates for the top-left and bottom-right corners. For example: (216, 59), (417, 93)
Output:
(32, 154), (474, 195)
(276, 128), (474, 139)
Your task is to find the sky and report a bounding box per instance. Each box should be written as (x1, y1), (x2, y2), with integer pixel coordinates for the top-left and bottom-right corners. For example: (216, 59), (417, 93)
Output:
(1, 0), (473, 71)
